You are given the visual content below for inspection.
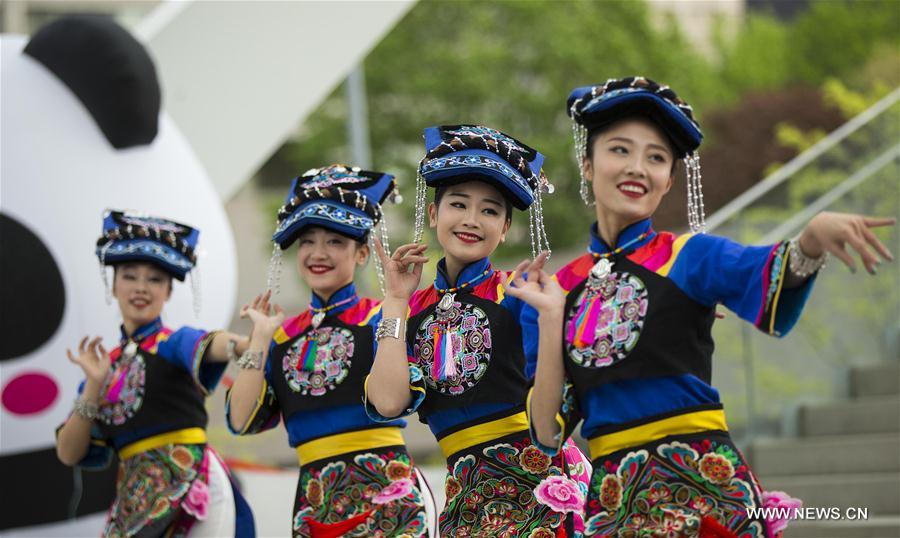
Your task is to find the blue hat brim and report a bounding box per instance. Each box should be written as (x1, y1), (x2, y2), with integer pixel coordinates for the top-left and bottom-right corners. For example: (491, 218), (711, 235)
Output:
(420, 149), (535, 210)
(97, 239), (192, 280)
(273, 200), (374, 249)
(579, 90), (702, 157)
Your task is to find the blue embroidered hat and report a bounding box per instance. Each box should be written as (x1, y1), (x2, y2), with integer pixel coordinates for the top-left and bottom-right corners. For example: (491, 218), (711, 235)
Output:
(419, 125), (548, 211)
(96, 210), (198, 281)
(272, 164), (398, 249)
(414, 125), (554, 256)
(568, 76), (707, 233)
(567, 76), (702, 159)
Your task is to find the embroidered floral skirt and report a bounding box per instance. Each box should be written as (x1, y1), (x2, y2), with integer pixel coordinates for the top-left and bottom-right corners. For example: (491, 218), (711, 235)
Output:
(292, 446), (429, 537)
(441, 430), (589, 537)
(584, 430), (776, 538)
(105, 443), (210, 538)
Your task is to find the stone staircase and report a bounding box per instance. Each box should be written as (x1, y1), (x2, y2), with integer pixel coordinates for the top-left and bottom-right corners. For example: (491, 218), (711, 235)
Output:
(750, 361), (900, 537)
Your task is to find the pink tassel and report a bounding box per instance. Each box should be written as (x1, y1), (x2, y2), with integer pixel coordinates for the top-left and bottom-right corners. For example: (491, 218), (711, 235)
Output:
(444, 329), (458, 378)
(579, 298), (603, 347)
(432, 326), (443, 381)
(301, 338), (318, 371)
(567, 298), (589, 343)
(105, 366), (126, 402)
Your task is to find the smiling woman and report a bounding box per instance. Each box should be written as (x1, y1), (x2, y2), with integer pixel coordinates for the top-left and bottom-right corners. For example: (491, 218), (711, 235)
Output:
(514, 76), (896, 538)
(365, 124), (592, 537)
(54, 210), (256, 537)
(225, 165), (435, 538)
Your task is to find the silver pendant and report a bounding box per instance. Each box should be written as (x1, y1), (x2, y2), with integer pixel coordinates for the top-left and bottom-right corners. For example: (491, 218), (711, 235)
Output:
(437, 292), (455, 312)
(123, 341), (138, 359)
(590, 258), (612, 281)
(311, 311), (325, 329)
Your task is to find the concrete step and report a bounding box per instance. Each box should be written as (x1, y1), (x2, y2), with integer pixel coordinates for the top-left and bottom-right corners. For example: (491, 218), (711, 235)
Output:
(785, 515), (900, 537)
(750, 433), (900, 475)
(798, 395), (899, 437)
(759, 472), (900, 516)
(850, 361), (900, 398)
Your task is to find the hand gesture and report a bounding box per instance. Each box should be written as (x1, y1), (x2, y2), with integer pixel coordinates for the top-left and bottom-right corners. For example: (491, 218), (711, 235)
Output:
(800, 212), (895, 274)
(240, 290), (285, 337)
(67, 336), (111, 387)
(373, 239), (428, 301)
(504, 252), (565, 315)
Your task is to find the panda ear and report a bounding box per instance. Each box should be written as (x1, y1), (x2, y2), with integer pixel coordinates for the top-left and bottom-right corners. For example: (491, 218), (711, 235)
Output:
(23, 15), (160, 149)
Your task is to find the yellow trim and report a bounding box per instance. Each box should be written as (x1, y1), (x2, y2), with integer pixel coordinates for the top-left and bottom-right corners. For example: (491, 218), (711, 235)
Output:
(119, 427), (207, 459)
(768, 246), (791, 335)
(359, 303), (383, 326)
(296, 427), (404, 466)
(588, 408), (727, 460)
(273, 326), (290, 345)
(235, 380), (271, 435)
(656, 233), (694, 277)
(148, 331), (170, 354)
(495, 273), (515, 304)
(438, 411), (529, 459)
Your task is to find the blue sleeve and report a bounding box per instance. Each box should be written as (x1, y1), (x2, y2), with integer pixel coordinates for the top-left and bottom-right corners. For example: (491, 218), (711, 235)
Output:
(518, 303), (540, 380)
(157, 327), (227, 395)
(668, 234), (816, 337)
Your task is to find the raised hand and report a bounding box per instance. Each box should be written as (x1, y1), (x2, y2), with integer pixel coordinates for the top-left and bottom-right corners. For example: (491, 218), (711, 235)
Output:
(799, 212), (895, 275)
(66, 336), (112, 387)
(373, 238), (428, 301)
(504, 252), (565, 315)
(240, 290), (285, 337)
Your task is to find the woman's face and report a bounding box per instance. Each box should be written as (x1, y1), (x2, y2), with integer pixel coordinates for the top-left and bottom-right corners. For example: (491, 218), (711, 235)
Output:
(584, 118), (675, 226)
(296, 226), (368, 300)
(428, 180), (510, 267)
(113, 262), (172, 327)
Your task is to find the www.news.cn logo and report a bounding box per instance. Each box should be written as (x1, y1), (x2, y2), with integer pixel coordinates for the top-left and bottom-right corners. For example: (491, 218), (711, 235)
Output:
(747, 506), (869, 521)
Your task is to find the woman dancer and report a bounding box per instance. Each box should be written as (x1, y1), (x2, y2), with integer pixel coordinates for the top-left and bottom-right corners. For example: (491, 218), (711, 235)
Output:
(56, 210), (255, 537)
(514, 76), (895, 537)
(227, 165), (435, 537)
(366, 125), (591, 537)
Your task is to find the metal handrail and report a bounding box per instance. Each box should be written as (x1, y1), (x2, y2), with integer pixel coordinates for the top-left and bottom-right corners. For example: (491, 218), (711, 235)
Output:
(758, 144), (900, 245)
(705, 88), (900, 232)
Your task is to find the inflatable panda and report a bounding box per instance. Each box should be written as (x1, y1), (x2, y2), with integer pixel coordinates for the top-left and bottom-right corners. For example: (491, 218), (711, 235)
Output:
(0, 15), (237, 535)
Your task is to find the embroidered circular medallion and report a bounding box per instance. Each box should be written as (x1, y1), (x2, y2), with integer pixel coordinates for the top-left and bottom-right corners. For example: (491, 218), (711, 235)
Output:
(98, 354), (146, 426)
(283, 327), (354, 396)
(566, 271), (649, 368)
(414, 300), (491, 395)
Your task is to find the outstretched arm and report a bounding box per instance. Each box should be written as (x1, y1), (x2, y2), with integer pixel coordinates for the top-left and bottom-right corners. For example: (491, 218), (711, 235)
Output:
(786, 211), (895, 286)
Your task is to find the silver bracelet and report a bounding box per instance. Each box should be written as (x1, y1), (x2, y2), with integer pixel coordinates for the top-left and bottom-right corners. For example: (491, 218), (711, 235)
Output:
(237, 349), (263, 370)
(788, 236), (828, 278)
(375, 317), (402, 341)
(73, 397), (98, 420)
(226, 338), (239, 362)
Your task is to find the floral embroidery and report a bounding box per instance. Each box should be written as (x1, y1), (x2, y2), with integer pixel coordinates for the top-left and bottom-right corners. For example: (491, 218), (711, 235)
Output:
(567, 272), (649, 369)
(440, 435), (586, 537)
(97, 354), (146, 426)
(413, 300), (491, 395)
(104, 444), (205, 537)
(520, 445), (552, 474)
(585, 437), (768, 537)
(761, 490), (802, 536)
(293, 450), (426, 538)
(534, 475), (585, 514)
(283, 327), (354, 396)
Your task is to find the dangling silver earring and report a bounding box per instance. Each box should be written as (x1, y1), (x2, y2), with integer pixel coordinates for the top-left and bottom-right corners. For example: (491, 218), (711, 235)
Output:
(528, 173), (554, 259)
(267, 243), (284, 294)
(98, 242), (112, 304)
(413, 167), (428, 244)
(571, 121), (594, 206)
(685, 152), (706, 234)
(190, 269), (201, 318)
